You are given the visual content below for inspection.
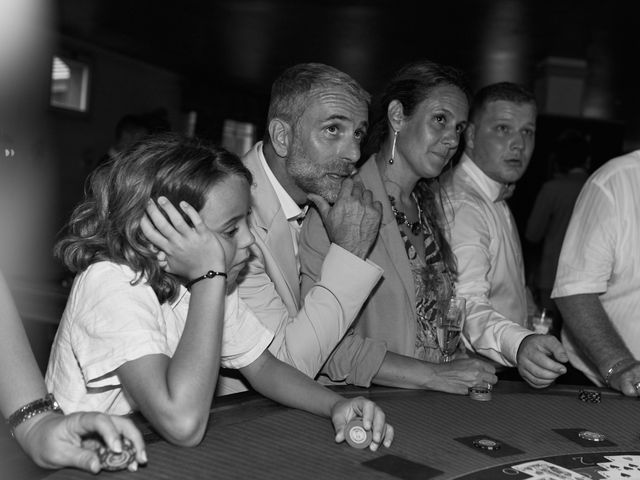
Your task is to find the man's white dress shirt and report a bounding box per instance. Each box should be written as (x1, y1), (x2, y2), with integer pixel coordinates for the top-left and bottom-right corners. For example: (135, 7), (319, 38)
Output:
(441, 154), (532, 366)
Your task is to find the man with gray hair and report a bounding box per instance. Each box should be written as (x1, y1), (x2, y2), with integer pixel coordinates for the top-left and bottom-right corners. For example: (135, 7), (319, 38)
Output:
(217, 63), (383, 394)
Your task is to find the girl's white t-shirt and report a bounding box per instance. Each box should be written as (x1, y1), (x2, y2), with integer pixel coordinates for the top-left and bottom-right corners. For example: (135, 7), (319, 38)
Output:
(45, 261), (273, 414)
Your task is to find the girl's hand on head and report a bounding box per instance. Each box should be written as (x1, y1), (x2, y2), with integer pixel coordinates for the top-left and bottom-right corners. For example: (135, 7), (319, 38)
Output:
(330, 396), (394, 452)
(140, 196), (226, 279)
(149, 246), (169, 270)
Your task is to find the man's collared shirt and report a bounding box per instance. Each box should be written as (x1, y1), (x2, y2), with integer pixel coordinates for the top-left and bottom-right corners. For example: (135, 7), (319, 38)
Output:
(441, 154), (531, 366)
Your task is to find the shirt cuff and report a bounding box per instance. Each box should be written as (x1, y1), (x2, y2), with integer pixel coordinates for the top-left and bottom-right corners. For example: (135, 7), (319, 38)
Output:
(348, 340), (388, 387)
(222, 329), (274, 370)
(551, 281), (607, 299)
(499, 326), (534, 366)
(84, 343), (172, 388)
(323, 336), (388, 388)
(324, 243), (383, 280)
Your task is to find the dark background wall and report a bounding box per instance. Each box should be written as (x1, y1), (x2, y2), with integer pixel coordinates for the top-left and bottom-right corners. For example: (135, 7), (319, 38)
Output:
(1, 0), (637, 369)
(51, 36), (184, 234)
(49, 0), (634, 272)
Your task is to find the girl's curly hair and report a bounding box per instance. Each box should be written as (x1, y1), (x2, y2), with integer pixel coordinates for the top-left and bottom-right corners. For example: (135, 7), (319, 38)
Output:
(55, 133), (252, 303)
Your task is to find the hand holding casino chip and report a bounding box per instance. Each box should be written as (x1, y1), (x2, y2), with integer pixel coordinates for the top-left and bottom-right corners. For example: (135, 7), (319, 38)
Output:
(431, 357), (497, 395)
(81, 435), (138, 471)
(331, 396), (394, 451)
(18, 411), (146, 472)
(344, 418), (373, 449)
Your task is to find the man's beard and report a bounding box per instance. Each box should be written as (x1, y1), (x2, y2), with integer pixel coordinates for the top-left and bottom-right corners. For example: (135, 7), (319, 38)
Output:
(286, 142), (354, 204)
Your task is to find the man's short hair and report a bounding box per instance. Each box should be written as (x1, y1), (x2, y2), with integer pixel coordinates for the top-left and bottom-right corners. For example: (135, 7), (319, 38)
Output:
(265, 63), (370, 141)
(470, 82), (537, 123)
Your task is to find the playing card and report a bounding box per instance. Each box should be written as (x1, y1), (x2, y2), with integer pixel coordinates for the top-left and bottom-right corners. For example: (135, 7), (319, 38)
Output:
(527, 477), (584, 480)
(597, 469), (633, 480)
(511, 460), (590, 480)
(604, 455), (640, 469)
(596, 456), (640, 479)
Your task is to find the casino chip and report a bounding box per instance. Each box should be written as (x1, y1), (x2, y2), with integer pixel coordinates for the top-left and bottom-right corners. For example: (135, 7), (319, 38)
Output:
(345, 418), (373, 449)
(469, 385), (492, 402)
(578, 430), (607, 442)
(100, 437), (137, 471)
(578, 389), (602, 403)
(81, 436), (137, 471)
(473, 438), (501, 451)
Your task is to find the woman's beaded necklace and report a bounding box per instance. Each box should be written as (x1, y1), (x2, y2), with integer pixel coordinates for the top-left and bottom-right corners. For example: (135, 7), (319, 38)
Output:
(388, 189), (456, 292)
(388, 194), (423, 235)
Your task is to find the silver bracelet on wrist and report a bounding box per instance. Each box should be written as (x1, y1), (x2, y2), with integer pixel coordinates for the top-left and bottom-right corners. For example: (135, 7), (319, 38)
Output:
(6, 393), (64, 437)
(604, 358), (636, 386)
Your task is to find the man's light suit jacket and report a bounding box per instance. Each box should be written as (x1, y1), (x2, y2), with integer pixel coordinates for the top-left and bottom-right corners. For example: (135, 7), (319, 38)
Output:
(299, 156), (424, 387)
(216, 142), (382, 394)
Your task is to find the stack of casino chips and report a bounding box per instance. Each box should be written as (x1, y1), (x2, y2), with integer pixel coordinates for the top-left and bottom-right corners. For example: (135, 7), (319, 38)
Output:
(81, 436), (137, 471)
(578, 389), (601, 404)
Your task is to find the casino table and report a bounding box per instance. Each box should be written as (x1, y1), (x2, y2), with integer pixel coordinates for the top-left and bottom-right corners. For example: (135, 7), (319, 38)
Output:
(3, 381), (640, 479)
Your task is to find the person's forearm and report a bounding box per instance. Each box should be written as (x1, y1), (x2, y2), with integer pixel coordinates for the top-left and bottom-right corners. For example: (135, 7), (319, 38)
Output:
(246, 353), (341, 418)
(165, 279), (226, 411)
(245, 244), (381, 378)
(124, 279), (226, 446)
(372, 352), (499, 396)
(556, 293), (632, 378)
(453, 239), (525, 366)
(0, 275), (67, 462)
(0, 274), (47, 418)
(275, 249), (381, 373)
(462, 300), (530, 367)
(12, 410), (62, 455)
(372, 352), (435, 389)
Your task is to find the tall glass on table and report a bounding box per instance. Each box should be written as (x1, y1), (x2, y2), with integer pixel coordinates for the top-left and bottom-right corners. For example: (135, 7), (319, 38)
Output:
(436, 296), (466, 363)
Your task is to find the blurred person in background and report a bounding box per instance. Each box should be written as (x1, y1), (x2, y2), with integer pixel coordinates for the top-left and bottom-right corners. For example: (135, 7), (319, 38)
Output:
(525, 129), (590, 321)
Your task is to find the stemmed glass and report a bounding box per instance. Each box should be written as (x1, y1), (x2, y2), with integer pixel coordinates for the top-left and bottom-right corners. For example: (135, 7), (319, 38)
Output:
(436, 296), (466, 363)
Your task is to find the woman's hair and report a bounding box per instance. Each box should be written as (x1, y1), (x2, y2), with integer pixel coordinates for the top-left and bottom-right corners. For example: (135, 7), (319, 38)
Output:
(55, 133), (252, 303)
(365, 59), (472, 157)
(415, 179), (457, 279)
(368, 60), (470, 277)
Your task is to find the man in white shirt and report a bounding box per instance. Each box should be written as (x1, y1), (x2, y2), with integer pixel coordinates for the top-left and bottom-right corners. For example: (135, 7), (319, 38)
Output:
(553, 152), (640, 396)
(218, 63), (384, 394)
(441, 82), (568, 388)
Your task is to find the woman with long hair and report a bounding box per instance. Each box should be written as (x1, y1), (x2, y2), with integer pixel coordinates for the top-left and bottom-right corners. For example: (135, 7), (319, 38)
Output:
(300, 60), (497, 393)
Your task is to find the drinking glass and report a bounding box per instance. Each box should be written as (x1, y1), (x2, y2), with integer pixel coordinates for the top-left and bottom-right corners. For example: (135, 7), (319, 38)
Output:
(528, 308), (553, 335)
(437, 296), (466, 363)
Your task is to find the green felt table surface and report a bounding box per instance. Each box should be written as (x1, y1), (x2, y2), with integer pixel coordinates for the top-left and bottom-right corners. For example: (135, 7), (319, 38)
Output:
(2, 382), (638, 479)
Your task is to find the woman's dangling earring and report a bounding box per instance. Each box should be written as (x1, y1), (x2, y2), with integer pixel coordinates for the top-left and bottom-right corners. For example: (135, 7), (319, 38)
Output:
(389, 129), (398, 165)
